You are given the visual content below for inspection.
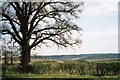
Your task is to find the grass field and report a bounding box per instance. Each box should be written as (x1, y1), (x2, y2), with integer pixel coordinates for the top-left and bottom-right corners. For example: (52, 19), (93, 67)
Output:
(1, 58), (120, 79)
(2, 73), (120, 79)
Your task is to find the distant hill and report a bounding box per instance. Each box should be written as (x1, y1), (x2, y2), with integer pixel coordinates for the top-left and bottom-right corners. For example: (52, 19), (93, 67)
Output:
(31, 53), (120, 61)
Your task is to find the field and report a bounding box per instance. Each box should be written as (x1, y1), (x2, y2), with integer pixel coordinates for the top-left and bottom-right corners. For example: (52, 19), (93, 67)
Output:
(1, 58), (120, 79)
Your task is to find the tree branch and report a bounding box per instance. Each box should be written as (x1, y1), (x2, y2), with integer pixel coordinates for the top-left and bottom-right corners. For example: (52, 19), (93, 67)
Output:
(2, 30), (21, 45)
(2, 13), (22, 41)
(30, 35), (51, 48)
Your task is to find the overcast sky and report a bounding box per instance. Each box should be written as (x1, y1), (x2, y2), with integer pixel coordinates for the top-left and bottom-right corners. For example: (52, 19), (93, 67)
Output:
(0, 0), (119, 55)
(33, 0), (119, 55)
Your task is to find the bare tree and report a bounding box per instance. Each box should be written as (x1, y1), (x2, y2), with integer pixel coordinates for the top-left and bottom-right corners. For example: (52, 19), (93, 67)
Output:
(7, 43), (19, 64)
(2, 39), (8, 64)
(1, 1), (83, 72)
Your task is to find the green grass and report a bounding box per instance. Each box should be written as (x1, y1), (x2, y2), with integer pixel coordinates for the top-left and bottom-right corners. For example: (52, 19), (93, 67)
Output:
(2, 59), (120, 79)
(2, 73), (120, 79)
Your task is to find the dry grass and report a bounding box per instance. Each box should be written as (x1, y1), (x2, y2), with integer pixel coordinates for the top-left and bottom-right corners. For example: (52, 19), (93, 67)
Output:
(0, 58), (64, 65)
(86, 58), (119, 62)
(1, 58), (118, 65)
(31, 58), (64, 63)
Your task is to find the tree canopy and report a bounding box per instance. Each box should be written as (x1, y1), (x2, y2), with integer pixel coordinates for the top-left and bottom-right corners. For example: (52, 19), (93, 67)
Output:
(0, 1), (83, 72)
(1, 1), (83, 48)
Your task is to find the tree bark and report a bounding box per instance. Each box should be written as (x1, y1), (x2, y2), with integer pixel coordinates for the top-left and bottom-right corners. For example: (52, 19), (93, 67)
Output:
(4, 51), (8, 64)
(19, 40), (31, 73)
(10, 56), (13, 64)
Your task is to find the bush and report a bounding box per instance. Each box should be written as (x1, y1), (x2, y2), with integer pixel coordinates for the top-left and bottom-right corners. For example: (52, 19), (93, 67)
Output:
(2, 60), (120, 77)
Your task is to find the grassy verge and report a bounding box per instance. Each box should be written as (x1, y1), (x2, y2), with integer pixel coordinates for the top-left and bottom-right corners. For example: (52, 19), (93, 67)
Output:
(2, 73), (120, 79)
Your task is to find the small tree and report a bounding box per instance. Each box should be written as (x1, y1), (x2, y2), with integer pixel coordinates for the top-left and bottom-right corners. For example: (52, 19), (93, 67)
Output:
(1, 1), (83, 72)
(8, 44), (19, 64)
(1, 44), (9, 64)
(0, 39), (8, 64)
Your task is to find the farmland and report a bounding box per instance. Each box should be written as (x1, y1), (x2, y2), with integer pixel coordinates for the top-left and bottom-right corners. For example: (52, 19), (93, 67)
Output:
(31, 53), (120, 61)
(1, 53), (120, 79)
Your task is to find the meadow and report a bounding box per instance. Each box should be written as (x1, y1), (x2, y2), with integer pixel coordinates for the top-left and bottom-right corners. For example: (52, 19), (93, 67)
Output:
(1, 58), (120, 79)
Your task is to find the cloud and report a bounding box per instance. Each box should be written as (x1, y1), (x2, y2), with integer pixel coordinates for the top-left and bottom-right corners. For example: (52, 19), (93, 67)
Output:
(82, 2), (118, 16)
(85, 28), (118, 38)
(81, 0), (119, 2)
(31, 27), (118, 55)
(79, 27), (118, 53)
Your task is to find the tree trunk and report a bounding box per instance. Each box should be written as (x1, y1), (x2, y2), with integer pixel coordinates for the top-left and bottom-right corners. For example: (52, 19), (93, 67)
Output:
(4, 50), (8, 64)
(10, 56), (13, 64)
(19, 40), (31, 73)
